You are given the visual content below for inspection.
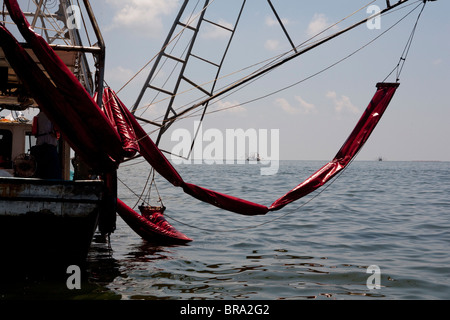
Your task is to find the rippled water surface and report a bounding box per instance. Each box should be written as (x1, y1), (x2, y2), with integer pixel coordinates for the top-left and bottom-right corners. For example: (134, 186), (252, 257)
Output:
(2, 161), (450, 300)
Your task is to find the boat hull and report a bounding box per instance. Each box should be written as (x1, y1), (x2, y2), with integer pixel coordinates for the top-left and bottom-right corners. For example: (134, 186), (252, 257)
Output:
(0, 177), (104, 274)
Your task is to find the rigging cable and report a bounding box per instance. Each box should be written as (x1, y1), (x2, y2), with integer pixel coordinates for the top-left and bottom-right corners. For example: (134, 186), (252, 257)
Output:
(133, 0), (424, 137)
(32, 0), (71, 45)
(127, 0), (424, 160)
(135, 2), (429, 233)
(131, 168), (153, 210)
(168, 1), (424, 124)
(137, 0), (203, 119)
(131, 0), (377, 119)
(383, 1), (427, 82)
(151, 1), (422, 127)
(76, 0), (92, 47)
(112, 0), (218, 97)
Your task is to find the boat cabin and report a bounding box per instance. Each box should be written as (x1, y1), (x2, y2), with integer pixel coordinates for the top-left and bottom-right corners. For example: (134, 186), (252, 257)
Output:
(0, 116), (72, 180)
(0, 48), (72, 180)
(0, 120), (32, 176)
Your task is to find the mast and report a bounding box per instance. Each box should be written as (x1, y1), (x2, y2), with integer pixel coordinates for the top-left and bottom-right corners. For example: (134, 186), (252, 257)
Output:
(1, 0), (105, 102)
(81, 0), (106, 104)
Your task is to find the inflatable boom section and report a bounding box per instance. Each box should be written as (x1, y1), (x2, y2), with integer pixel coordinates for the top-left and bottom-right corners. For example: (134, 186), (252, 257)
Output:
(112, 83), (399, 215)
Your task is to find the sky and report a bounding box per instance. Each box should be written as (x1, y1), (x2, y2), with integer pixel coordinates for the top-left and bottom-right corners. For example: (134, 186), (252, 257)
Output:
(4, 0), (450, 161)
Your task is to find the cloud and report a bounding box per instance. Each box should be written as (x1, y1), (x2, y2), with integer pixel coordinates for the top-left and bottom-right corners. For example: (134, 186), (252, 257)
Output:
(432, 58), (443, 66)
(326, 91), (359, 114)
(276, 96), (316, 115)
(307, 13), (337, 37)
(265, 16), (289, 27)
(105, 0), (179, 37)
(276, 98), (294, 114)
(104, 65), (151, 92)
(264, 39), (280, 51)
(215, 99), (246, 116)
(105, 65), (135, 83)
(295, 96), (317, 114)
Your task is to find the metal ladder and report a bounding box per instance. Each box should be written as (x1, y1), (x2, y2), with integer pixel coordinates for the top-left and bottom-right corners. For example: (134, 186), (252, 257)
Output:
(131, 0), (247, 146)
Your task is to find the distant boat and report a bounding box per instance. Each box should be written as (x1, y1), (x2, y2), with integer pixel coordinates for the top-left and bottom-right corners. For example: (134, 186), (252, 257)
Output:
(246, 152), (261, 162)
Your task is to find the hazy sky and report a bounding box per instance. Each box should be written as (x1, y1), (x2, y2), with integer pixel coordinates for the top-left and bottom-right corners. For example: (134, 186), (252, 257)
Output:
(92, 0), (449, 162)
(5, 1), (450, 161)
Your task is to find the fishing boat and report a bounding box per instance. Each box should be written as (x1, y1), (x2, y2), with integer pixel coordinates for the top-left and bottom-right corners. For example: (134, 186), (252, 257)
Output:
(246, 153), (261, 162)
(0, 0), (438, 273)
(0, 0), (112, 271)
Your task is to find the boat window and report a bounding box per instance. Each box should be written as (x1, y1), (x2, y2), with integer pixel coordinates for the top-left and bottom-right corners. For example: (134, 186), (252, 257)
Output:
(25, 131), (36, 154)
(0, 129), (13, 168)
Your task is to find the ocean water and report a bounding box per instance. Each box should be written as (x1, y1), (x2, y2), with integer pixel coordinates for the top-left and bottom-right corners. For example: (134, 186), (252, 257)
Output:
(2, 160), (450, 300)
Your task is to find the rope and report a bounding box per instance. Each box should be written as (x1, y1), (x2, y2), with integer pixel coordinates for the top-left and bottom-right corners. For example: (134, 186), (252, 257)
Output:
(120, 166), (165, 211)
(131, 168), (153, 210)
(383, 1), (427, 82)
